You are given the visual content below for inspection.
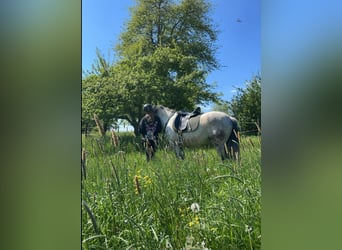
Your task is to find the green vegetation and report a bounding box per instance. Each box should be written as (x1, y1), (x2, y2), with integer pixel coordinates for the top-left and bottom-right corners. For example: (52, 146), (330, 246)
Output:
(82, 0), (222, 135)
(229, 75), (261, 135)
(82, 1), (261, 247)
(212, 75), (261, 135)
(82, 133), (261, 249)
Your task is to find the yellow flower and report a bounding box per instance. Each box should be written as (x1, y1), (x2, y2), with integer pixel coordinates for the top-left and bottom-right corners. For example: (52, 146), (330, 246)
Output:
(142, 175), (152, 187)
(188, 216), (200, 227)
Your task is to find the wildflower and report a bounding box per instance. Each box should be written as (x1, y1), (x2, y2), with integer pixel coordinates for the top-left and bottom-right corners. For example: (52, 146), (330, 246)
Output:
(165, 239), (173, 249)
(185, 236), (194, 247)
(143, 175), (152, 187)
(178, 207), (186, 217)
(201, 240), (209, 250)
(245, 224), (252, 233)
(188, 216), (200, 227)
(190, 203), (200, 213)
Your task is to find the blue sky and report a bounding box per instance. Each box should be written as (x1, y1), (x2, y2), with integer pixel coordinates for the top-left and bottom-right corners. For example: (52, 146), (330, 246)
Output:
(82, 0), (260, 106)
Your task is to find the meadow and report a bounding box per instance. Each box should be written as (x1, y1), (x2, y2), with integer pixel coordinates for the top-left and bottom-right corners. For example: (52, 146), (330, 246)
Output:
(82, 132), (261, 249)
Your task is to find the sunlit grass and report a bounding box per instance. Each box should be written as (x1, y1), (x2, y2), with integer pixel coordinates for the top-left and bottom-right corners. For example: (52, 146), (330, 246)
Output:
(82, 133), (261, 249)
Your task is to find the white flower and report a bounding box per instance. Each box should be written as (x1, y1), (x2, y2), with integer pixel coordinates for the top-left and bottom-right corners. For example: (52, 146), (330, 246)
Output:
(201, 241), (209, 250)
(165, 239), (173, 249)
(245, 224), (252, 232)
(190, 203), (200, 213)
(186, 236), (194, 246)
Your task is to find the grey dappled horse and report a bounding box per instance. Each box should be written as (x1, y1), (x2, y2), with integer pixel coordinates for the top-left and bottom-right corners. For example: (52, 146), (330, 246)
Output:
(154, 105), (240, 161)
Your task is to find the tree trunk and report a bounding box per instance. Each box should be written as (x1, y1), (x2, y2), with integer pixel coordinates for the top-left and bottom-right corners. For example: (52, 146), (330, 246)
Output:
(103, 122), (109, 133)
(133, 124), (140, 137)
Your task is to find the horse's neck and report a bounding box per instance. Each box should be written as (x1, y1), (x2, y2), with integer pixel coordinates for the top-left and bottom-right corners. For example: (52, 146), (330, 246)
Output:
(159, 108), (174, 128)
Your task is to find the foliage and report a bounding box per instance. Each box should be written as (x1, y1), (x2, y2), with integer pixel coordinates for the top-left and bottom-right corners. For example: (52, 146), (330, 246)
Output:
(82, 0), (222, 135)
(82, 71), (118, 132)
(211, 101), (230, 114)
(117, 0), (219, 71)
(81, 133), (261, 249)
(228, 75), (261, 135)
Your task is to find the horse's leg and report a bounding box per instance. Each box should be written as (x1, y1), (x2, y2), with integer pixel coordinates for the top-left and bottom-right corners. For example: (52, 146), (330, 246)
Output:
(171, 139), (184, 160)
(173, 132), (185, 160)
(174, 143), (185, 159)
(226, 129), (240, 161)
(215, 144), (227, 161)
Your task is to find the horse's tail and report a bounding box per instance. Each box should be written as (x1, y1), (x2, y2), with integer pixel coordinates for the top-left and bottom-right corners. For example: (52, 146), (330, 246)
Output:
(225, 117), (240, 161)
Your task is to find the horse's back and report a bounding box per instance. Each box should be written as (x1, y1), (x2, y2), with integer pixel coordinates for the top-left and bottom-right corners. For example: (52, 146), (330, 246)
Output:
(201, 111), (232, 127)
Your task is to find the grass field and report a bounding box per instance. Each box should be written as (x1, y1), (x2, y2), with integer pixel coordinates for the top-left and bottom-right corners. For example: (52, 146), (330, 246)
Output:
(81, 132), (261, 249)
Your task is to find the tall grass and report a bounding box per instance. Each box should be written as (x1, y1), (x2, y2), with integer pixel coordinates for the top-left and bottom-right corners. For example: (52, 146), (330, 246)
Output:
(82, 132), (261, 249)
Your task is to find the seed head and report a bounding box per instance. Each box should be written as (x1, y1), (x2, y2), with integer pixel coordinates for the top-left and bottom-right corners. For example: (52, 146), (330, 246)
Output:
(190, 203), (200, 213)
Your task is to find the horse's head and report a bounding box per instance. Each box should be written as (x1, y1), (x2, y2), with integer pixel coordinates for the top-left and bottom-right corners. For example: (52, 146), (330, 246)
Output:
(143, 104), (154, 113)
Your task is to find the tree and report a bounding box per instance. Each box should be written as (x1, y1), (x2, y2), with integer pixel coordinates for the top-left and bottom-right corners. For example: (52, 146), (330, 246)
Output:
(228, 75), (261, 135)
(82, 51), (147, 135)
(82, 50), (119, 133)
(82, 74), (116, 132)
(82, 0), (222, 136)
(113, 0), (221, 133)
(212, 101), (230, 114)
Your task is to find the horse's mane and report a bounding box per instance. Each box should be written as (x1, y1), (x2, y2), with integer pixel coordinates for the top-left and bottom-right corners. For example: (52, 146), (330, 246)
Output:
(155, 105), (175, 112)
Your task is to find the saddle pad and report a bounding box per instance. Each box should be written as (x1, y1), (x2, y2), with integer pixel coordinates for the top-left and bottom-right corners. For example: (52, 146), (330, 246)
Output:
(173, 113), (202, 132)
(187, 115), (201, 132)
(179, 116), (188, 131)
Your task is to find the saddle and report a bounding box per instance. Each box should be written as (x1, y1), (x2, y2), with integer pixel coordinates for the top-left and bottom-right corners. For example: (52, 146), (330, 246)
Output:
(173, 107), (202, 132)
